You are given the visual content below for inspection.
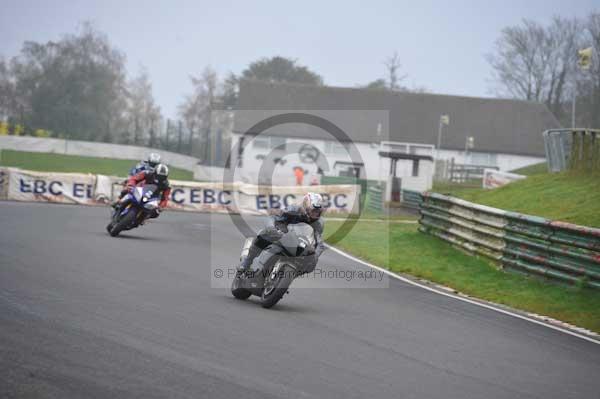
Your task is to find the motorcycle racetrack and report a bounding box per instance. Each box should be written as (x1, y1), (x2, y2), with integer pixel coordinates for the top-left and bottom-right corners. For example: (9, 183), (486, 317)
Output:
(1, 202), (599, 399)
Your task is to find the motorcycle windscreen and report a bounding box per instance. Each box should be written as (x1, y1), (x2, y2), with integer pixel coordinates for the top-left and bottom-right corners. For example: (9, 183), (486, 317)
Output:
(144, 199), (159, 210)
(133, 187), (145, 203)
(141, 184), (158, 200)
(280, 223), (315, 255)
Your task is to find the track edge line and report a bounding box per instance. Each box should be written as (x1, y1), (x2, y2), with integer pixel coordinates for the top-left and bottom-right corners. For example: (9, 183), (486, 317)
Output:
(325, 244), (600, 345)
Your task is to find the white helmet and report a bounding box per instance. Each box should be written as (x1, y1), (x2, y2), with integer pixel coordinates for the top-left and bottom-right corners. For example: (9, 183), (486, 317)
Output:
(302, 192), (324, 220)
(147, 153), (161, 168)
(154, 163), (169, 183)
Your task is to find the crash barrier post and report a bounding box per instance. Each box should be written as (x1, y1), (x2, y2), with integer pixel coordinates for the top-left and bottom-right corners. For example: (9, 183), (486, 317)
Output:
(419, 192), (600, 289)
(0, 167), (361, 215)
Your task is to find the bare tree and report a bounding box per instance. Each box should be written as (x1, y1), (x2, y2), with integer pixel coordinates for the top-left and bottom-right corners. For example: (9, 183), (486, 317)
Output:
(487, 17), (587, 125)
(487, 20), (548, 101)
(544, 17), (580, 120)
(384, 52), (407, 91)
(364, 52), (411, 91)
(178, 66), (218, 157)
(124, 67), (161, 145)
(576, 12), (600, 128)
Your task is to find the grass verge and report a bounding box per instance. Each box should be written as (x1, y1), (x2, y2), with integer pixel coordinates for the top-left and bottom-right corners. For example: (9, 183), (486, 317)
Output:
(433, 169), (600, 228)
(510, 162), (549, 176)
(0, 150), (194, 180)
(324, 220), (600, 333)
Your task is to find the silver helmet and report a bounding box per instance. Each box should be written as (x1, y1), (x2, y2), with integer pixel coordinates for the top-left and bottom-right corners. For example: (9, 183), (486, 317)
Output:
(302, 192), (324, 220)
(147, 153), (162, 168)
(154, 163), (169, 182)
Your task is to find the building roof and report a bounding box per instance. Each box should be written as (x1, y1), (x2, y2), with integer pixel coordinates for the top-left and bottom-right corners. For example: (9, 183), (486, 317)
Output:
(234, 80), (561, 157)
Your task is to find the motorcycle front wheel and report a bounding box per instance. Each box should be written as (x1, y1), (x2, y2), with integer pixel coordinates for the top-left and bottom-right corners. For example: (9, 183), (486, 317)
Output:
(260, 264), (295, 309)
(231, 273), (252, 300)
(109, 210), (137, 237)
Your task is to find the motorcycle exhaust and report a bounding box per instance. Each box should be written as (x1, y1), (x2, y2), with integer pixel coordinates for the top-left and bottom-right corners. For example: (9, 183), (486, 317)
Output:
(240, 237), (254, 261)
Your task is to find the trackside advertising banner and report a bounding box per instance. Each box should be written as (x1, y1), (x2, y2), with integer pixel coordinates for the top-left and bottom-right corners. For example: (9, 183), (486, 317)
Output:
(3, 168), (360, 214)
(482, 169), (526, 189)
(164, 181), (359, 214)
(7, 168), (106, 205)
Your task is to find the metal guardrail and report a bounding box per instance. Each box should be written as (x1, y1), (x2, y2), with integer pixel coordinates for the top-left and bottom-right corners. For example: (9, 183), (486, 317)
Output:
(419, 192), (600, 289)
(367, 185), (383, 213)
(365, 187), (423, 213)
(401, 189), (423, 210)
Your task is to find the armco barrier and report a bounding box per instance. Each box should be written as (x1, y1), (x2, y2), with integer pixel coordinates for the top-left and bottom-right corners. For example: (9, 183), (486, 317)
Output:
(367, 185), (383, 213)
(419, 192), (600, 289)
(401, 189), (423, 210)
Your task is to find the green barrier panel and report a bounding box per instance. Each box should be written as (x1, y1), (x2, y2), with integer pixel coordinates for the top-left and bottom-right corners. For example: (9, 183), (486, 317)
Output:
(419, 192), (600, 289)
(367, 185), (383, 213)
(401, 189), (423, 209)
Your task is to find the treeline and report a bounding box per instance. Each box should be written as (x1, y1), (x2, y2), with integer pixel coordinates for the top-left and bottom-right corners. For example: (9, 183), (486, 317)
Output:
(2, 14), (599, 158)
(487, 11), (600, 127)
(0, 23), (159, 145)
(0, 23), (323, 162)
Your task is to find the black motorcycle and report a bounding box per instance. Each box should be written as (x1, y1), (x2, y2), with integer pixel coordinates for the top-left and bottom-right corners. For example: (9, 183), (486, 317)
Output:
(231, 223), (317, 308)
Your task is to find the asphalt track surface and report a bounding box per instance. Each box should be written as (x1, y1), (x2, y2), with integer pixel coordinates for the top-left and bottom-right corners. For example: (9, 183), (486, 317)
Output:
(1, 202), (599, 399)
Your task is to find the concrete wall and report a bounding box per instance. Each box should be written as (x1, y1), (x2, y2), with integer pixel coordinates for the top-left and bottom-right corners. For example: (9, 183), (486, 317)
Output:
(0, 136), (200, 171)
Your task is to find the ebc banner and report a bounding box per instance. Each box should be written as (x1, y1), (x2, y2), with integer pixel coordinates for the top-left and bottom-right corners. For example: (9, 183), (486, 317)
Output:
(8, 168), (97, 205)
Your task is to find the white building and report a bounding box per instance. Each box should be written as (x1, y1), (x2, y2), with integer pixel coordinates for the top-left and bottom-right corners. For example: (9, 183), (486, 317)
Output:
(229, 80), (560, 191)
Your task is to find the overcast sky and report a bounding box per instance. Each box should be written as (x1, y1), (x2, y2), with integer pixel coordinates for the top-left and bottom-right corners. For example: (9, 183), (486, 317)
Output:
(1, 0), (598, 119)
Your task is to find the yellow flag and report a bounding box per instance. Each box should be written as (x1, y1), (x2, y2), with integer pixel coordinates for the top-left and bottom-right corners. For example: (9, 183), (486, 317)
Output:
(0, 121), (8, 136)
(578, 47), (592, 70)
(13, 124), (23, 136)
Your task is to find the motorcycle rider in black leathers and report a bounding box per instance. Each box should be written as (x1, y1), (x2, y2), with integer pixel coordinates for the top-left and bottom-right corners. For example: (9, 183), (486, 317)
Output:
(238, 192), (325, 272)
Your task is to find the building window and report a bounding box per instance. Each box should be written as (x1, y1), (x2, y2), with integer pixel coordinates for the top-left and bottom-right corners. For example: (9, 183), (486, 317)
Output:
(270, 136), (287, 151)
(387, 143), (408, 153)
(324, 141), (348, 155)
(252, 136), (287, 150)
(410, 145), (433, 155)
(252, 136), (269, 149)
(469, 152), (498, 166)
